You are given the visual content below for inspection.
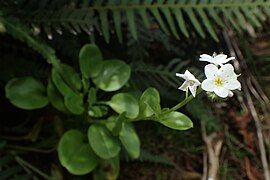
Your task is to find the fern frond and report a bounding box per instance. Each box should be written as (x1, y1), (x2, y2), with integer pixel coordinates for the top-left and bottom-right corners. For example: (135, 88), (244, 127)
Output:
(186, 98), (220, 132)
(1, 17), (60, 66)
(5, 0), (270, 42)
(131, 58), (202, 98)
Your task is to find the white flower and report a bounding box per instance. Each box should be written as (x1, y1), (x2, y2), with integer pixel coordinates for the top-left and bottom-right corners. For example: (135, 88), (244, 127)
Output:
(199, 53), (235, 66)
(201, 64), (241, 98)
(176, 70), (201, 97)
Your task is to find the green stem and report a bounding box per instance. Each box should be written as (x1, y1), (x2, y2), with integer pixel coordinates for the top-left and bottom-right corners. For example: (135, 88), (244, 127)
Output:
(7, 145), (55, 154)
(165, 87), (203, 114)
(15, 155), (52, 180)
(0, 135), (28, 141)
(3, 18), (61, 67)
(82, 78), (89, 95)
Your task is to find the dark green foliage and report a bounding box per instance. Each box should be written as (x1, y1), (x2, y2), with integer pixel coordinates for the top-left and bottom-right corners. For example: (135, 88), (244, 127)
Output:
(131, 58), (202, 99)
(0, 141), (36, 179)
(186, 97), (220, 132)
(123, 149), (175, 167)
(1, 0), (266, 179)
(2, 0), (270, 42)
(1, 18), (59, 66)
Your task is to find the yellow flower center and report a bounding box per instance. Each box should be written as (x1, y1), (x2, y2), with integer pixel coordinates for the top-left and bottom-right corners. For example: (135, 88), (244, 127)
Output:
(189, 80), (195, 86)
(214, 76), (224, 86)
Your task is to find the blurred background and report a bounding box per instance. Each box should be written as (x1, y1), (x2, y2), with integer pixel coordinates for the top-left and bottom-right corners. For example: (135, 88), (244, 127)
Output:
(0, 0), (270, 179)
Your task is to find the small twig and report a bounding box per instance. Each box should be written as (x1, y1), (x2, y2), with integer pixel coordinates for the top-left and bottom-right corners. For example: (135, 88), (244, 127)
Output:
(250, 75), (270, 109)
(6, 145), (55, 154)
(0, 135), (28, 141)
(202, 151), (208, 180)
(243, 83), (270, 180)
(201, 122), (223, 180)
(15, 155), (52, 180)
(223, 28), (270, 180)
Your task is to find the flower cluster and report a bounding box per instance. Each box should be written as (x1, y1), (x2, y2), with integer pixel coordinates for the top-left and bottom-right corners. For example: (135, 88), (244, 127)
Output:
(176, 53), (241, 98)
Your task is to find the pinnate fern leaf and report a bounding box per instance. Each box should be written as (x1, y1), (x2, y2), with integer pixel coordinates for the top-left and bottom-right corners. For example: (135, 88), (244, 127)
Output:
(3, 0), (270, 42)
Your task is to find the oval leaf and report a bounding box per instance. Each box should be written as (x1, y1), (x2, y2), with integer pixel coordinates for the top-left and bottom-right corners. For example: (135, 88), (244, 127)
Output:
(108, 93), (139, 119)
(88, 124), (120, 159)
(159, 111), (193, 130)
(79, 44), (103, 78)
(139, 88), (161, 117)
(58, 130), (98, 175)
(88, 105), (108, 118)
(5, 77), (48, 110)
(64, 91), (84, 115)
(93, 60), (131, 92)
(87, 87), (97, 106)
(57, 63), (82, 91)
(119, 122), (140, 158)
(51, 68), (73, 96)
(47, 78), (69, 113)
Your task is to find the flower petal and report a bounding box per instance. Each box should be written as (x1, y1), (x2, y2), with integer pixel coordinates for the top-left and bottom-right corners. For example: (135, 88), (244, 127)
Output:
(184, 70), (196, 80)
(194, 79), (201, 85)
(204, 64), (218, 79)
(219, 64), (236, 78)
(176, 73), (187, 80)
(220, 56), (235, 64)
(214, 87), (229, 98)
(225, 79), (241, 90)
(199, 54), (214, 63)
(189, 85), (197, 97)
(214, 54), (227, 63)
(178, 81), (189, 91)
(201, 79), (215, 92)
(228, 90), (234, 97)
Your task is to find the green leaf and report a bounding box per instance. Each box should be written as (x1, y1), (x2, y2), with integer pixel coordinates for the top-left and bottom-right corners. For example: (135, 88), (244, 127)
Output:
(99, 10), (110, 43)
(197, 8), (218, 41)
(88, 105), (108, 118)
(105, 116), (118, 132)
(119, 122), (140, 158)
(79, 44), (103, 78)
(232, 7), (247, 30)
(64, 91), (84, 115)
(47, 78), (69, 113)
(93, 60), (131, 92)
(184, 8), (205, 38)
(173, 8), (189, 38)
(159, 111), (193, 130)
(161, 7), (179, 39)
(0, 19), (6, 33)
(112, 113), (125, 136)
(149, 8), (169, 35)
(108, 93), (139, 119)
(138, 8), (150, 28)
(241, 7), (261, 28)
(208, 8), (225, 28)
(58, 63), (82, 91)
(5, 77), (48, 110)
(87, 87), (97, 106)
(58, 130), (98, 175)
(112, 9), (123, 43)
(51, 68), (73, 96)
(126, 9), (137, 40)
(139, 88), (161, 117)
(88, 124), (121, 159)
